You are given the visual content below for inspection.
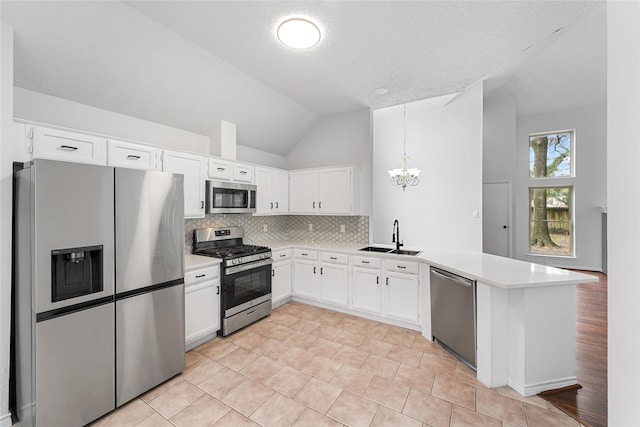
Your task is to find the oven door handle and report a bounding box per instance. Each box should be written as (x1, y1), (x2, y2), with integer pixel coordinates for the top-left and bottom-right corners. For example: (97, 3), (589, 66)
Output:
(225, 258), (273, 275)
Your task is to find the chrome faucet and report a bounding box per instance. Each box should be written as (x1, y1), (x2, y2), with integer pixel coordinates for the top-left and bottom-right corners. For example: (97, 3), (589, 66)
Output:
(392, 219), (403, 252)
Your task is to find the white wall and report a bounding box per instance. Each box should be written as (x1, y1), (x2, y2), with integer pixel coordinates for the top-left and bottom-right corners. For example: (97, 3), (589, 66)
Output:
(0, 22), (13, 427)
(483, 94), (516, 183)
(372, 82), (483, 250)
(237, 144), (288, 170)
(286, 109), (372, 216)
(607, 1), (640, 424)
(14, 88), (210, 154)
(514, 105), (607, 271)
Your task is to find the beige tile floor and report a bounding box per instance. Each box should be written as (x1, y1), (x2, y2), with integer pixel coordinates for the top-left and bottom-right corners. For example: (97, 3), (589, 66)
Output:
(93, 301), (585, 427)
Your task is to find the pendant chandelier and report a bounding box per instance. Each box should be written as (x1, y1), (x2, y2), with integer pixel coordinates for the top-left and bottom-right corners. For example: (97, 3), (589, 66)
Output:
(388, 104), (420, 191)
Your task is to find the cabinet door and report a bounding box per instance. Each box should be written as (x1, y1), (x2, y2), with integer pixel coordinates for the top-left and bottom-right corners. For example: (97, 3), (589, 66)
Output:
(234, 163), (254, 183)
(351, 268), (382, 315)
(320, 263), (348, 307)
(31, 126), (107, 165)
(289, 170), (317, 213)
(185, 281), (220, 347)
(208, 158), (233, 180)
(273, 170), (289, 213)
(293, 259), (318, 300)
(318, 167), (351, 214)
(254, 168), (274, 215)
(107, 140), (160, 170)
(385, 272), (420, 323)
(272, 260), (292, 305)
(162, 150), (206, 218)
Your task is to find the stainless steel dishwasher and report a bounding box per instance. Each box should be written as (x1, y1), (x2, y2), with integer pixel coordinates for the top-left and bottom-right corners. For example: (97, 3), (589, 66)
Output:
(430, 266), (477, 370)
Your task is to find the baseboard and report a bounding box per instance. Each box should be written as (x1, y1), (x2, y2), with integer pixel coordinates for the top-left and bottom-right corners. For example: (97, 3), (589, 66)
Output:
(508, 376), (578, 397)
(0, 412), (12, 427)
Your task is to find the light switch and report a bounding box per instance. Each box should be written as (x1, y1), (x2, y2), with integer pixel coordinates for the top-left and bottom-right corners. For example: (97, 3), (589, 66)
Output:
(473, 210), (480, 218)
(340, 225), (346, 233)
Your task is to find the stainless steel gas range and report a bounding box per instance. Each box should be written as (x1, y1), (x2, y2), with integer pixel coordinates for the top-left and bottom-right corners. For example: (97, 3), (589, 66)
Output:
(192, 227), (272, 336)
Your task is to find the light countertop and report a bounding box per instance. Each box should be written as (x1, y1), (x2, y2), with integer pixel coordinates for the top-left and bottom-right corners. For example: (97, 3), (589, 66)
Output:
(185, 253), (221, 271)
(264, 240), (598, 289)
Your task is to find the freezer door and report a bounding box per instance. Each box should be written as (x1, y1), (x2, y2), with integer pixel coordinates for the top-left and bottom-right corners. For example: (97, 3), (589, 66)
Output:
(116, 284), (185, 406)
(32, 159), (115, 313)
(35, 303), (115, 426)
(115, 168), (184, 293)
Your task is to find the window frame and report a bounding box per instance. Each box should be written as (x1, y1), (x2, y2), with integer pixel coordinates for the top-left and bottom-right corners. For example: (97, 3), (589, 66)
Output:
(527, 184), (575, 258)
(528, 129), (575, 180)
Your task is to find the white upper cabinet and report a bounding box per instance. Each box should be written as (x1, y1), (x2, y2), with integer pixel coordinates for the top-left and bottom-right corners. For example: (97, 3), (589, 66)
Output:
(233, 163), (254, 183)
(208, 158), (233, 181)
(162, 149), (206, 218)
(107, 139), (161, 170)
(289, 166), (358, 215)
(255, 167), (289, 215)
(30, 126), (107, 165)
(289, 170), (317, 214)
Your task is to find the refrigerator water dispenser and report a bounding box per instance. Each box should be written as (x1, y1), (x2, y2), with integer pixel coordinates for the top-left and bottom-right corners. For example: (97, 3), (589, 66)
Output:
(51, 245), (103, 302)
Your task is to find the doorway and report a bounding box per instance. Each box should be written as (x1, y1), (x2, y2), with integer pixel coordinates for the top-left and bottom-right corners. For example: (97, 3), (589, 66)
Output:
(483, 182), (511, 257)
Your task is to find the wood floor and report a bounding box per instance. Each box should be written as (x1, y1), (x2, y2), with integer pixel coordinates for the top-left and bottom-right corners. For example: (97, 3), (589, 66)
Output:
(540, 271), (607, 427)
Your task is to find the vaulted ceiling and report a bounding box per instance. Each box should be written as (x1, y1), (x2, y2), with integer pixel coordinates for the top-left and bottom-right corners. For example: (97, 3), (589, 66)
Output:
(1, 1), (605, 155)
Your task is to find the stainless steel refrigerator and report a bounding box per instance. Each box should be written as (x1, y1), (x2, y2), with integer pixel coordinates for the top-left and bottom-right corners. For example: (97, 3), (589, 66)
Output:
(14, 159), (185, 426)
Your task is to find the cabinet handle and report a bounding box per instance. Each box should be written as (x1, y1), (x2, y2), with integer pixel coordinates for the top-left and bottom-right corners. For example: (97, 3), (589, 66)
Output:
(126, 155), (141, 160)
(279, 254), (286, 258)
(376, 276), (379, 284)
(270, 202), (273, 209)
(320, 267), (323, 275)
(272, 269), (275, 277)
(217, 167), (225, 172)
(275, 202), (278, 208)
(330, 256), (337, 260)
(313, 202), (315, 208)
(195, 274), (206, 278)
(319, 201), (322, 209)
(201, 201), (204, 209)
(313, 266), (316, 274)
(240, 170), (247, 174)
(397, 265), (407, 269)
(60, 145), (78, 151)
(301, 253), (308, 256)
(386, 277), (389, 286)
(216, 286), (220, 295)
(361, 260), (370, 264)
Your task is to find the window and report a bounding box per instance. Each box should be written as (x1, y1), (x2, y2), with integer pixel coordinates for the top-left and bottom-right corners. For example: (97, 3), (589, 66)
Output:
(528, 130), (575, 257)
(529, 187), (573, 256)
(529, 131), (573, 178)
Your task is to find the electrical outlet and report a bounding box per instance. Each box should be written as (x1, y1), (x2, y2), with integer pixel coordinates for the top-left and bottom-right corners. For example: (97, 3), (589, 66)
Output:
(473, 210), (480, 218)
(308, 223), (313, 231)
(263, 224), (268, 232)
(340, 224), (346, 233)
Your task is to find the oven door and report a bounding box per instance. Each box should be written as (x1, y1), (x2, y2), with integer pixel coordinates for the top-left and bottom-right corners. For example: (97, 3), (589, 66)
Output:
(222, 258), (272, 317)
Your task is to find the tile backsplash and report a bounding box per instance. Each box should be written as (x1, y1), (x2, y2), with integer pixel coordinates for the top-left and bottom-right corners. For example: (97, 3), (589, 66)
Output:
(185, 214), (369, 253)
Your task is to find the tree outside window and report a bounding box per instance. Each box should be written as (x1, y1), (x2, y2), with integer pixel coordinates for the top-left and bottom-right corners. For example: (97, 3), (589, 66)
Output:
(528, 131), (574, 256)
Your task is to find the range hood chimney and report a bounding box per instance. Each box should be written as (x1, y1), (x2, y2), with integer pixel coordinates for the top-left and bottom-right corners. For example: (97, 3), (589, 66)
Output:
(211, 120), (237, 160)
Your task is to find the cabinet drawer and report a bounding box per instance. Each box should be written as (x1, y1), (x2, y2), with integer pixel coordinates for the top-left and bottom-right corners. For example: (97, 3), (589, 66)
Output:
(234, 164), (254, 182)
(208, 158), (233, 180)
(384, 259), (419, 275)
(273, 249), (291, 261)
(185, 266), (219, 286)
(320, 252), (348, 265)
(350, 256), (381, 269)
(107, 140), (159, 170)
(293, 248), (318, 260)
(32, 126), (107, 165)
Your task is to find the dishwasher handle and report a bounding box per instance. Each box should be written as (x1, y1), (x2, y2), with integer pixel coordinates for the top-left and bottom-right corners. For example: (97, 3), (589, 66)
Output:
(431, 268), (474, 287)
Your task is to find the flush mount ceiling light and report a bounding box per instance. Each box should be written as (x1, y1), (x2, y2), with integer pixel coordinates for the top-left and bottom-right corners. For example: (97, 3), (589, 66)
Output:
(388, 104), (420, 191)
(277, 18), (321, 49)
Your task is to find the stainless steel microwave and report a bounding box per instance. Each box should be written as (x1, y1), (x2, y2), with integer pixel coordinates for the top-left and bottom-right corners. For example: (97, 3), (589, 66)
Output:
(206, 180), (256, 214)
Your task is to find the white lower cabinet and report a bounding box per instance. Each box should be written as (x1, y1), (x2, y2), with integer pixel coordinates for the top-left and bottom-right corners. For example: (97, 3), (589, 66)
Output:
(184, 264), (220, 350)
(293, 249), (318, 300)
(351, 268), (382, 315)
(319, 252), (349, 307)
(383, 260), (420, 324)
(272, 250), (292, 306)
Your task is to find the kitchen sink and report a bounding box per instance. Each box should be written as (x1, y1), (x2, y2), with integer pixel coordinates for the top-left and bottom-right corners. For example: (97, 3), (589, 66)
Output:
(358, 246), (392, 253)
(388, 249), (421, 256)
